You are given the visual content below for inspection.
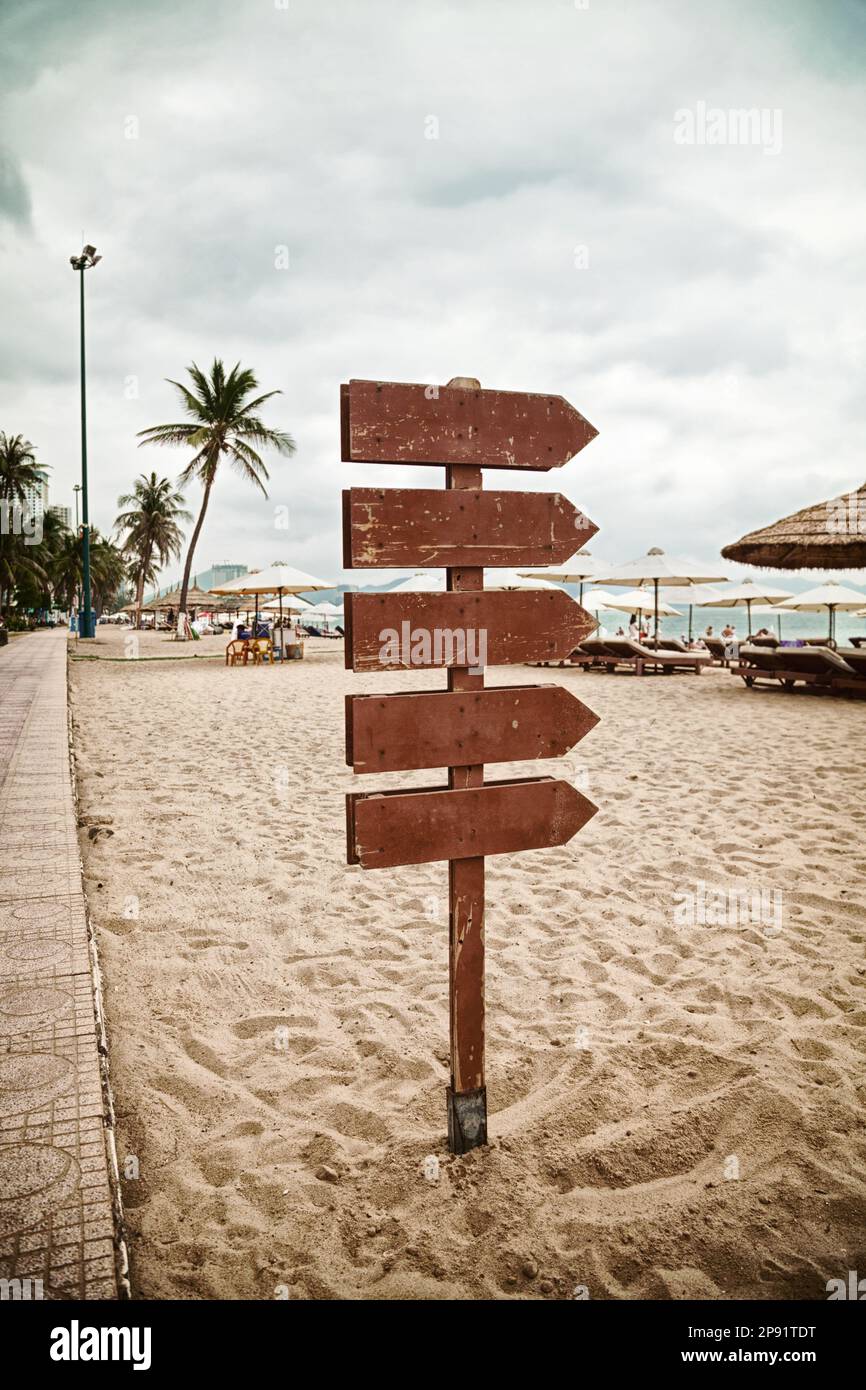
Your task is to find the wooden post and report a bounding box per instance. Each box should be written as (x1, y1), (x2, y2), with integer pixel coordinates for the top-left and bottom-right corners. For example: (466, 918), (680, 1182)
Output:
(445, 378), (486, 1152)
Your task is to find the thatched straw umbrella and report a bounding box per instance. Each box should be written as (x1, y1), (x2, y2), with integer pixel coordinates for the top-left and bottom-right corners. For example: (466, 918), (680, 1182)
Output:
(142, 584), (220, 620)
(722, 482), (866, 570)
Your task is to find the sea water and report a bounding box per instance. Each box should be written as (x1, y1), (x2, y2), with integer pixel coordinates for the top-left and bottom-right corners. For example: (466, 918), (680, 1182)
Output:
(650, 607), (866, 646)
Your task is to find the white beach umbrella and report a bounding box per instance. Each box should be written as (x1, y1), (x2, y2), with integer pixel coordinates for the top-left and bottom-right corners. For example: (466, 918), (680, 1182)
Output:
(210, 563), (334, 635)
(577, 587), (623, 610)
(389, 569), (558, 593)
(594, 553), (722, 639)
(305, 601), (344, 616)
(389, 572), (447, 593)
(778, 579), (866, 644)
(661, 582), (727, 640)
(576, 588), (624, 634)
(518, 550), (613, 601)
(484, 569), (560, 590)
(596, 547), (727, 636)
(261, 594), (314, 614)
(694, 577), (794, 636)
(745, 603), (792, 640)
(600, 588), (681, 620)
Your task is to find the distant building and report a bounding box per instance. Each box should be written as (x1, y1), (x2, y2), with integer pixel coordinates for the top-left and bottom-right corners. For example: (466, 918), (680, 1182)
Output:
(154, 563), (249, 598)
(195, 563), (249, 592)
(48, 504), (72, 530)
(21, 478), (48, 521)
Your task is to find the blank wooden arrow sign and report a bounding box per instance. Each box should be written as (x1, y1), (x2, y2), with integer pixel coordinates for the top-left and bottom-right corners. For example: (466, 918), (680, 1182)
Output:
(346, 685), (598, 773)
(342, 487), (596, 569)
(347, 776), (597, 869)
(340, 373), (600, 1155)
(341, 379), (598, 470)
(344, 589), (594, 671)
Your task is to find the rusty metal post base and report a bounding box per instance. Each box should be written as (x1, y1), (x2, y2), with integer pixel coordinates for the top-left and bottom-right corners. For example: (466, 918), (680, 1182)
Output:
(447, 1086), (488, 1154)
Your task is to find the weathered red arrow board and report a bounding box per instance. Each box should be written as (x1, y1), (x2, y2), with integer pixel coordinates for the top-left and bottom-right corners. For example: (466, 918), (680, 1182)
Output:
(341, 379), (598, 470)
(346, 686), (599, 773)
(343, 487), (596, 569)
(340, 374), (599, 1154)
(347, 777), (597, 869)
(344, 589), (594, 670)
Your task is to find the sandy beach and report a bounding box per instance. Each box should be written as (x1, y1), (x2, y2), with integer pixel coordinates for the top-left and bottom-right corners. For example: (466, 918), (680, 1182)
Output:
(64, 627), (866, 1300)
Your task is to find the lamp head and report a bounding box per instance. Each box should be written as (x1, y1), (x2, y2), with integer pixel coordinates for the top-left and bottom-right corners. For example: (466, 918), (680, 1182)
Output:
(70, 246), (102, 269)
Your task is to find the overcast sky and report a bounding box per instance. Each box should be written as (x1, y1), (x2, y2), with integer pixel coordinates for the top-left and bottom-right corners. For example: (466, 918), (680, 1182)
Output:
(2, 0), (865, 590)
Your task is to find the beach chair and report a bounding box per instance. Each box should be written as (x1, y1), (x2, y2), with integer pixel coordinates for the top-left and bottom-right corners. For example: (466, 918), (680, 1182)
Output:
(850, 636), (866, 648)
(643, 636), (690, 652)
(833, 648), (866, 696)
(249, 636), (274, 665)
(225, 639), (249, 667)
(600, 638), (711, 675)
(567, 638), (619, 671)
(703, 636), (731, 666)
(733, 644), (858, 693)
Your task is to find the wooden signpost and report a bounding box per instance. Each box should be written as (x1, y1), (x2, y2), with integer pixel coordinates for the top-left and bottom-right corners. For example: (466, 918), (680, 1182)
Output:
(342, 377), (599, 1153)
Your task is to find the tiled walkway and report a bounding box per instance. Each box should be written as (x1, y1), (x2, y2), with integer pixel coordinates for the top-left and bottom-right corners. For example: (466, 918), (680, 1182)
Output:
(0, 631), (118, 1299)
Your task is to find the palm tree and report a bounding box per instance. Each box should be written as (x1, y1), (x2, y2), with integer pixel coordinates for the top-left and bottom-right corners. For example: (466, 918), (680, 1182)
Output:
(0, 433), (49, 618)
(0, 432), (44, 502)
(51, 527), (127, 620)
(12, 509), (69, 617)
(90, 533), (129, 617)
(137, 359), (295, 636)
(115, 472), (191, 628)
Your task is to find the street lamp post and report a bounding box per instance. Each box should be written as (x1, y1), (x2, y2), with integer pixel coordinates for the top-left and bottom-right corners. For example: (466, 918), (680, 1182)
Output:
(69, 245), (102, 638)
(72, 483), (82, 625)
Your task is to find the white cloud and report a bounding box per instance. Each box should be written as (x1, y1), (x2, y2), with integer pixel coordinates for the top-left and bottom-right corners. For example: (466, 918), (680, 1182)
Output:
(1, 0), (865, 589)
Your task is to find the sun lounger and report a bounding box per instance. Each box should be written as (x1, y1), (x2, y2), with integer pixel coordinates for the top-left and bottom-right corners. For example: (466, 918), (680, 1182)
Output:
(837, 648), (866, 681)
(642, 636), (690, 652)
(733, 644), (862, 695)
(702, 636), (732, 666)
(596, 638), (711, 675)
(850, 636), (866, 648)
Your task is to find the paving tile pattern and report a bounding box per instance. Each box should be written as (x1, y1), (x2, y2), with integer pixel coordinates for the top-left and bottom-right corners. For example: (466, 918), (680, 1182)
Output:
(0, 632), (118, 1300)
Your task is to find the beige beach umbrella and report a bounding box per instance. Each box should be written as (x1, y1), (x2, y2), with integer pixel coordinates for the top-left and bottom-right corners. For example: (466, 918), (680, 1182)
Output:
(484, 569), (560, 590)
(577, 586), (622, 609)
(600, 588), (681, 621)
(746, 604), (792, 640)
(389, 572), (447, 593)
(694, 577), (793, 636)
(660, 582), (727, 640)
(210, 563), (334, 635)
(777, 580), (866, 644)
(577, 588), (630, 633)
(595, 547), (726, 637)
(388, 570), (557, 593)
(722, 481), (866, 570)
(261, 594), (314, 614)
(518, 550), (612, 602)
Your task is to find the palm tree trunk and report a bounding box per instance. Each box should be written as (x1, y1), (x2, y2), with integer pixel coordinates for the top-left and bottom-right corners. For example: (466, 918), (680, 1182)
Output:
(134, 540), (152, 630)
(176, 475), (213, 640)
(134, 568), (146, 630)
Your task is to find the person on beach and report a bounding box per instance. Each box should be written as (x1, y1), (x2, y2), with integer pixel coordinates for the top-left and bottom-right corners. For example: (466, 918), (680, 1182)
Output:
(722, 622), (738, 659)
(705, 624), (714, 637)
(629, 614), (639, 639)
